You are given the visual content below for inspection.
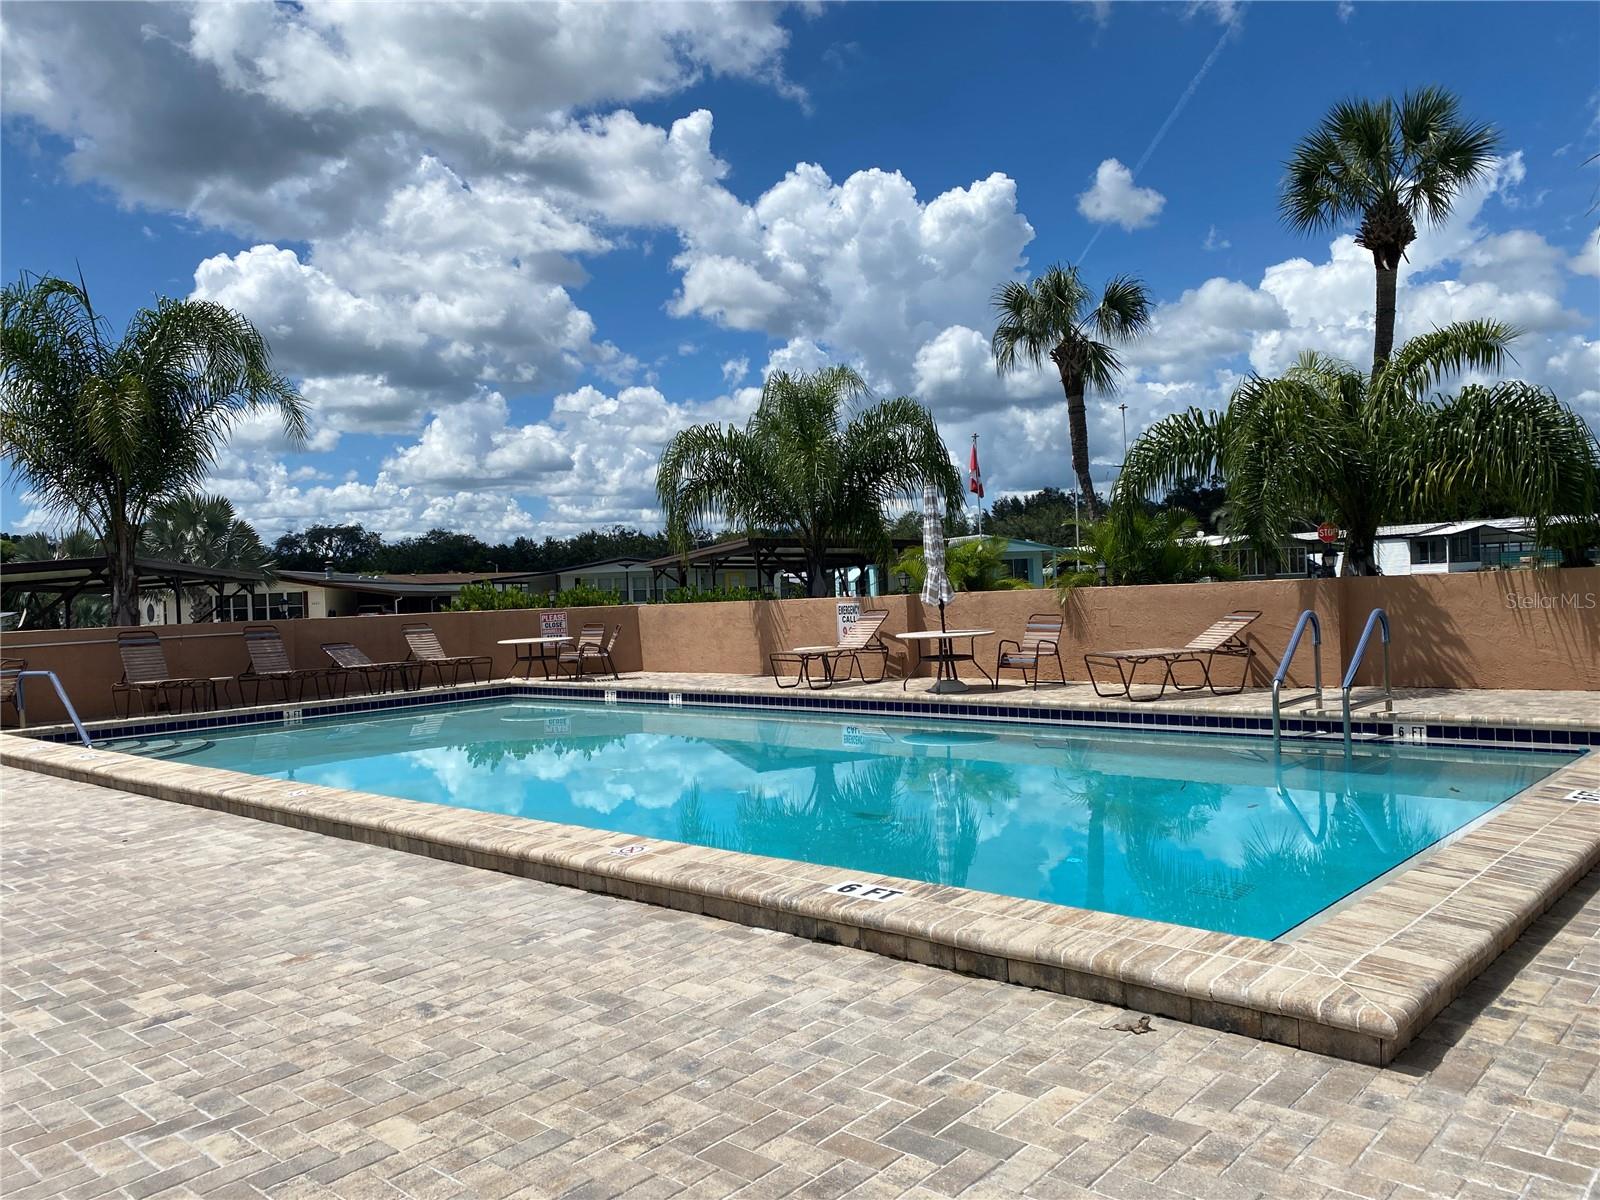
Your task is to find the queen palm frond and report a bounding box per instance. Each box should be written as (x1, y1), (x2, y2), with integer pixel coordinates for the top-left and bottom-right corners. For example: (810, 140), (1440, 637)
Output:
(2, 271), (305, 623)
(656, 366), (959, 596)
(1109, 324), (1598, 575)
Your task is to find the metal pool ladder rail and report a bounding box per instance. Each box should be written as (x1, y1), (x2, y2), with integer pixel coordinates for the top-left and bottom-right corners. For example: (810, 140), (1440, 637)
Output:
(1271, 610), (1323, 748)
(1341, 608), (1392, 749)
(10, 669), (94, 748)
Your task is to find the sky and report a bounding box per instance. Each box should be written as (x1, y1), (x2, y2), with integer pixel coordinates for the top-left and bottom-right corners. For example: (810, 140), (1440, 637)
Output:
(2, 0), (1597, 543)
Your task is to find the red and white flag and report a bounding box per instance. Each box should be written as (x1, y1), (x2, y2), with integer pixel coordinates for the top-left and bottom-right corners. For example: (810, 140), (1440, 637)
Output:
(968, 438), (984, 499)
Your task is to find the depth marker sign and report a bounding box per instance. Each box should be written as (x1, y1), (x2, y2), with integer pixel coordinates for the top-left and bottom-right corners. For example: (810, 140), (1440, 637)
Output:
(824, 881), (906, 902)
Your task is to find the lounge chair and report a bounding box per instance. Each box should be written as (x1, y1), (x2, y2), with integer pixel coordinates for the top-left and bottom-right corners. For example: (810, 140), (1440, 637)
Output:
(1083, 610), (1261, 701)
(994, 613), (1065, 690)
(556, 624), (618, 680)
(239, 625), (334, 705)
(1, 658), (24, 724)
(402, 622), (493, 686)
(113, 630), (224, 717)
(770, 610), (891, 690)
(322, 642), (416, 695)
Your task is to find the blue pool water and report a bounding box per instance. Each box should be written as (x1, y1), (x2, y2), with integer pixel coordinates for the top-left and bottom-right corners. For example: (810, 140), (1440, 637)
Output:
(111, 700), (1575, 939)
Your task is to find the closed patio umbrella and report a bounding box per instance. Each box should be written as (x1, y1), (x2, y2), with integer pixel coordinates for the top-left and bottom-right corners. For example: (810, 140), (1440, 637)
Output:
(920, 483), (953, 632)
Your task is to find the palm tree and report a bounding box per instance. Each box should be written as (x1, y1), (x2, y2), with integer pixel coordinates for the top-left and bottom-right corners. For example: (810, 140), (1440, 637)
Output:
(990, 265), (1152, 519)
(657, 366), (960, 597)
(1, 273), (305, 625)
(1112, 322), (1600, 575)
(141, 494), (276, 621)
(1281, 87), (1500, 370)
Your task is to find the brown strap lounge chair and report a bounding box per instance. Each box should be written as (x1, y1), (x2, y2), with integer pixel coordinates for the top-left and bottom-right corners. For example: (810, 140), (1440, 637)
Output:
(322, 642), (416, 696)
(994, 613), (1065, 690)
(557, 624), (621, 680)
(770, 610), (891, 690)
(1083, 610), (1261, 701)
(1, 658), (24, 723)
(239, 625), (333, 705)
(402, 622), (494, 687)
(113, 630), (219, 717)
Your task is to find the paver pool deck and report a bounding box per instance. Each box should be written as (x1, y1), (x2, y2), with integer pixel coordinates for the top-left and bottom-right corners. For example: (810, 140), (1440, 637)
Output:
(3, 767), (1597, 1200)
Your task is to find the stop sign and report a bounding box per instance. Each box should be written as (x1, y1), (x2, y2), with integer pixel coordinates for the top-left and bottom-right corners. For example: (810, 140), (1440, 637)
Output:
(1317, 522), (1339, 543)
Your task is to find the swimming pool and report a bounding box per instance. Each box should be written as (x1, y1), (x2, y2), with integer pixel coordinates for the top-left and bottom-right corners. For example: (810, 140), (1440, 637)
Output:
(109, 699), (1575, 939)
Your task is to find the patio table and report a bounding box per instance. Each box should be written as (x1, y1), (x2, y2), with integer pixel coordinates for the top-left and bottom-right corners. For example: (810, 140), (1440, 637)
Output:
(497, 635), (573, 680)
(891, 629), (995, 694)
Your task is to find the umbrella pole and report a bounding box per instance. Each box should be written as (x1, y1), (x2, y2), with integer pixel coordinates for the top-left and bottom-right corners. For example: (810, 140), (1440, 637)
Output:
(939, 600), (947, 632)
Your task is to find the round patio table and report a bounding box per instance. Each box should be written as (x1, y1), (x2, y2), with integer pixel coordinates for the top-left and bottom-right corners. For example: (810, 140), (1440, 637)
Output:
(891, 629), (995, 694)
(497, 635), (573, 680)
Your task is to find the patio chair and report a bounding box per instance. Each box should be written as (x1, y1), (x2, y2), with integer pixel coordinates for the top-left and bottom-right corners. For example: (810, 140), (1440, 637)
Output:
(238, 625), (334, 705)
(1083, 610), (1261, 701)
(402, 622), (494, 687)
(556, 624), (618, 680)
(113, 630), (222, 717)
(322, 642), (416, 696)
(994, 613), (1065, 690)
(1, 658), (24, 724)
(769, 609), (890, 690)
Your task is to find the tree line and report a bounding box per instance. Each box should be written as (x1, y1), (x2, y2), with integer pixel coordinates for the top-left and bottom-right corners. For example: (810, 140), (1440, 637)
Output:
(268, 523), (675, 575)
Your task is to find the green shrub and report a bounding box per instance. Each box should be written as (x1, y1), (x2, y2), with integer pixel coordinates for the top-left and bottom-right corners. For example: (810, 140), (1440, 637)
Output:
(553, 583), (623, 607)
(892, 537), (1032, 591)
(448, 582), (544, 611)
(658, 585), (765, 603)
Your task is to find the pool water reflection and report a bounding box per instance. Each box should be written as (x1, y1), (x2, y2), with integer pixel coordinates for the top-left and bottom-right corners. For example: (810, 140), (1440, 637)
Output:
(110, 700), (1575, 939)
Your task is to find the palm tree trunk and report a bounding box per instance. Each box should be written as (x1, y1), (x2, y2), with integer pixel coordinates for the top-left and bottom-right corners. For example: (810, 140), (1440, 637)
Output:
(1057, 364), (1102, 519)
(109, 519), (140, 626)
(1372, 262), (1399, 372)
(806, 546), (831, 597)
(1341, 530), (1380, 577)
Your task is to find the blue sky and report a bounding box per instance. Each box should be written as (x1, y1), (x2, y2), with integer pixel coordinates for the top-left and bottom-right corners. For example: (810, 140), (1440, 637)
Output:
(3, 1), (1597, 541)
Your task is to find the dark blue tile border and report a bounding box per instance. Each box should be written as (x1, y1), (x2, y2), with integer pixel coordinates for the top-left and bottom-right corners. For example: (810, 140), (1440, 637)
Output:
(23, 680), (1593, 754)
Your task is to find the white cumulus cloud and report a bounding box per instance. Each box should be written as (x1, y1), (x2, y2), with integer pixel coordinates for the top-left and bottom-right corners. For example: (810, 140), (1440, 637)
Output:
(1076, 158), (1166, 231)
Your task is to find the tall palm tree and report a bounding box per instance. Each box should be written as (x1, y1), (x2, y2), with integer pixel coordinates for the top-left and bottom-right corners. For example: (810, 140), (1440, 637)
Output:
(1, 273), (305, 625)
(990, 265), (1152, 519)
(657, 366), (960, 597)
(1112, 321), (1600, 575)
(141, 493), (276, 621)
(1281, 87), (1500, 370)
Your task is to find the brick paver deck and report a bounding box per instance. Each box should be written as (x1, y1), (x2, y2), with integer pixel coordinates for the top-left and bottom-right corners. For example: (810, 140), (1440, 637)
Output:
(3, 767), (1597, 1200)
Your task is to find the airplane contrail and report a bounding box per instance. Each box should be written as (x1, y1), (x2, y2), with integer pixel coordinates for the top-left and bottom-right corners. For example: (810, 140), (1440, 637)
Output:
(1078, 12), (1241, 265)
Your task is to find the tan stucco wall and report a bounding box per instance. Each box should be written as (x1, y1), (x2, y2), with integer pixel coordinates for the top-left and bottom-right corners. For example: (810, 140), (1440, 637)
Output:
(3, 567), (1595, 727)
(1338, 567), (1600, 690)
(1, 606), (643, 726)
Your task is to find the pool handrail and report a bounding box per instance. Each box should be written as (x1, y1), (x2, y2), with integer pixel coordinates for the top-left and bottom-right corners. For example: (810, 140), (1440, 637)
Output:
(1271, 609), (1323, 747)
(10, 669), (93, 748)
(1341, 608), (1392, 749)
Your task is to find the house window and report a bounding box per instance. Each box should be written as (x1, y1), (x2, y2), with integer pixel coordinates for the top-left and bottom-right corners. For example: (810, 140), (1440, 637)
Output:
(1410, 537), (1447, 565)
(216, 593), (252, 623)
(1005, 558), (1032, 581)
(250, 591), (308, 620)
(1450, 531), (1478, 561)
